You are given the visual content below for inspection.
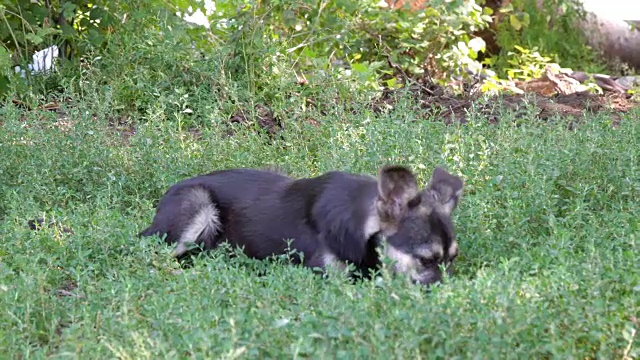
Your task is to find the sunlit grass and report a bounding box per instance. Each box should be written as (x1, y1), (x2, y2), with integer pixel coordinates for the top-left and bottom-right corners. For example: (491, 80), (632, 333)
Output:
(0, 11), (638, 357)
(1, 94), (638, 358)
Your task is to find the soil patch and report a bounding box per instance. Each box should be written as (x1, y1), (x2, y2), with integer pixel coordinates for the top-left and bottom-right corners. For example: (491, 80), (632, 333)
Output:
(374, 82), (637, 128)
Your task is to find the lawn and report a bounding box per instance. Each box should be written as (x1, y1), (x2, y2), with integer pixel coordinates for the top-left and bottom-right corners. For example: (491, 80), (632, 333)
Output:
(1, 89), (638, 358)
(0, 11), (639, 355)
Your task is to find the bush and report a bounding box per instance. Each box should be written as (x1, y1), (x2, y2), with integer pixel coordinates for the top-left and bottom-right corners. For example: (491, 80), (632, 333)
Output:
(489, 0), (609, 76)
(210, 0), (492, 90)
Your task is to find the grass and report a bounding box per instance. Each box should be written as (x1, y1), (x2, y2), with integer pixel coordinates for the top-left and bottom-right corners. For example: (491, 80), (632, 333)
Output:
(1, 17), (639, 360)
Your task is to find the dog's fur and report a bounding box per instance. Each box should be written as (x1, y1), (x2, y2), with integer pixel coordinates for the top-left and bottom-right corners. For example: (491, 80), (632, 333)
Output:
(140, 165), (463, 286)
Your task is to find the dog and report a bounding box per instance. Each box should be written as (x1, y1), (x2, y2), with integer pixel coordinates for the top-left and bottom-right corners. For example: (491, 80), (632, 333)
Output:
(140, 165), (463, 286)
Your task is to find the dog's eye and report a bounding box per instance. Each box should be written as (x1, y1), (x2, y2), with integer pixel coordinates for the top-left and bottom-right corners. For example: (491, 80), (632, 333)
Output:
(407, 195), (422, 209)
(418, 256), (439, 268)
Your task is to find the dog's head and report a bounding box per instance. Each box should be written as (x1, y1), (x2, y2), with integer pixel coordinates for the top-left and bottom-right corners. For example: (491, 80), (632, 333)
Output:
(375, 165), (464, 286)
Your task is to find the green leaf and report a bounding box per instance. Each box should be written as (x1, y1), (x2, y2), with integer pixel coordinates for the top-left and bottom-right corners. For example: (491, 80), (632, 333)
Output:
(0, 75), (10, 97)
(60, 23), (76, 37)
(509, 15), (522, 31)
(424, 7), (440, 17)
(87, 28), (105, 47)
(61, 2), (77, 20)
(514, 45), (527, 53)
(521, 12), (530, 27)
(500, 3), (514, 13)
(24, 33), (44, 45)
(351, 62), (368, 73)
(0, 46), (11, 71)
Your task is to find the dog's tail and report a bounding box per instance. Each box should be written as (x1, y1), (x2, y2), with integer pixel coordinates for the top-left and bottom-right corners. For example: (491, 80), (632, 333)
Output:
(140, 186), (222, 258)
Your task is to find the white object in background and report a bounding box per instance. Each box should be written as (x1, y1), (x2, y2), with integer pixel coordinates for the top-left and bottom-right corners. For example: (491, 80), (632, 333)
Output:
(13, 45), (60, 78)
(580, 0), (640, 21)
(180, 0), (216, 28)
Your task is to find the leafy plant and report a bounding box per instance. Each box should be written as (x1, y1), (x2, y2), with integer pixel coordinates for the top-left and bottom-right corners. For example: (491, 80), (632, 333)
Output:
(490, 0), (608, 76)
(0, 0), (119, 97)
(197, 0), (492, 93)
(504, 45), (552, 81)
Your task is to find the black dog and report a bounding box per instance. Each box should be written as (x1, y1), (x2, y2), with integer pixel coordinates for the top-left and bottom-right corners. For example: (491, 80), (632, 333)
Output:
(140, 165), (463, 286)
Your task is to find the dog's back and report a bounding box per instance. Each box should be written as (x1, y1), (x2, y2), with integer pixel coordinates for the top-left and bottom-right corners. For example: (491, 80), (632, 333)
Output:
(220, 171), (380, 268)
(140, 168), (294, 257)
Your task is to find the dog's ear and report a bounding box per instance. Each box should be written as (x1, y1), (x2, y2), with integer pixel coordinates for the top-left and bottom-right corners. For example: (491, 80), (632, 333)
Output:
(423, 167), (464, 216)
(376, 165), (419, 224)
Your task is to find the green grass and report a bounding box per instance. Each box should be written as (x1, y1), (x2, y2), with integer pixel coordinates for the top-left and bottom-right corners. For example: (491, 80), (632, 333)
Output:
(0, 16), (639, 358)
(1, 95), (638, 358)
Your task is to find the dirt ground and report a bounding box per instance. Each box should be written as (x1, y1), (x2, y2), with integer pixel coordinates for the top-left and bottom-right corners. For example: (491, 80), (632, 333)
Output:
(11, 71), (639, 140)
(373, 86), (638, 128)
(240, 83), (640, 135)
(238, 69), (640, 134)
